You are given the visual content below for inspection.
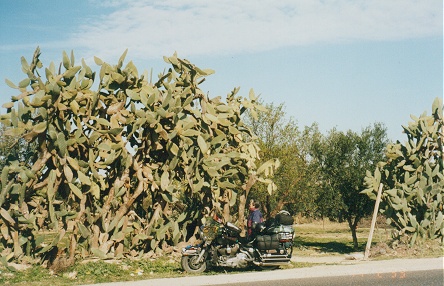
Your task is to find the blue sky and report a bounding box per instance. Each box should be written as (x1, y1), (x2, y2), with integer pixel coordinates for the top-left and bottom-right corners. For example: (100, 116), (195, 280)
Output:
(0, 0), (442, 142)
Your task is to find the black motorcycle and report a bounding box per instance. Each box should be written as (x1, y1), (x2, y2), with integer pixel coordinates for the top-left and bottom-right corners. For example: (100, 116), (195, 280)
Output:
(181, 211), (294, 273)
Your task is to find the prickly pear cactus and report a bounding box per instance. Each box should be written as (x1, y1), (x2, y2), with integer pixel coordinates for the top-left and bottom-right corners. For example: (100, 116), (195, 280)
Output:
(363, 97), (444, 245)
(0, 48), (277, 263)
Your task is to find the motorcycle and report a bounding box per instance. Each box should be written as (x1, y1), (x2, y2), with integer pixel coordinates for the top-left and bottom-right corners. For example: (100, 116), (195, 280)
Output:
(181, 211), (294, 273)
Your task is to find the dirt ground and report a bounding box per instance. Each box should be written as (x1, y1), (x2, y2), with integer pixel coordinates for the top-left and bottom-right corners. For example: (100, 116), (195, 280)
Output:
(292, 219), (443, 263)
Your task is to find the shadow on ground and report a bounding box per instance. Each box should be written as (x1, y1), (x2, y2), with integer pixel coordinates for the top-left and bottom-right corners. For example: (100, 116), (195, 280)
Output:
(294, 237), (364, 254)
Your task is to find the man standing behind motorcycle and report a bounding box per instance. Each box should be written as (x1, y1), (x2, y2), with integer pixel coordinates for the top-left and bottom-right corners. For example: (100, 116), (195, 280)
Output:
(247, 200), (263, 240)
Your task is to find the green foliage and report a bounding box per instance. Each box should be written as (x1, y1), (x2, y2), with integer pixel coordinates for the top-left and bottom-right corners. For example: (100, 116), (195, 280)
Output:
(0, 47), (276, 263)
(244, 103), (319, 217)
(0, 123), (36, 171)
(363, 97), (444, 245)
(310, 123), (388, 249)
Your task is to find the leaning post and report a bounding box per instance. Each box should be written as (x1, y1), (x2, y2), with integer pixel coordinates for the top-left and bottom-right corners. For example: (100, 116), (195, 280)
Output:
(364, 183), (383, 260)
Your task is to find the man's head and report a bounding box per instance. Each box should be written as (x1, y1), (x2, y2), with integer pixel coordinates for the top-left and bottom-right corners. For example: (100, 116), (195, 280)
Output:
(249, 200), (255, 211)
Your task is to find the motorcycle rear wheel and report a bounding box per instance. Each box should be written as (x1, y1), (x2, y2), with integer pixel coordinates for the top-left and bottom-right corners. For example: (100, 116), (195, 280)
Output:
(181, 255), (207, 273)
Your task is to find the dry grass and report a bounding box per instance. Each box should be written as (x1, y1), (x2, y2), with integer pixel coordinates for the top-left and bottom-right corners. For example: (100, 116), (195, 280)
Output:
(293, 218), (443, 259)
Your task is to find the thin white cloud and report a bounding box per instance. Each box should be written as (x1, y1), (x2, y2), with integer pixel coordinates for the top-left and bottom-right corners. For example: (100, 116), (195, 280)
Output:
(60, 0), (442, 61)
(67, 0), (441, 61)
(6, 0), (444, 62)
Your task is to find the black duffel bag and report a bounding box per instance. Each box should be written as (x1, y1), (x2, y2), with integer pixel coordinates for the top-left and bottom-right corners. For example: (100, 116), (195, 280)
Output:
(275, 210), (294, 225)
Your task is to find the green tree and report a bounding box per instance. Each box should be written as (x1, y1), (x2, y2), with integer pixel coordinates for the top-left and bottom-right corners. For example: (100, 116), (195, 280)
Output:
(245, 103), (318, 217)
(310, 123), (388, 249)
(363, 97), (443, 245)
(0, 123), (36, 171)
(298, 123), (325, 219)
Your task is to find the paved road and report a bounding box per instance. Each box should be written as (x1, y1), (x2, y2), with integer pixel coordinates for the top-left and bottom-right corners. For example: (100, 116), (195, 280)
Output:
(81, 257), (443, 286)
(211, 269), (443, 286)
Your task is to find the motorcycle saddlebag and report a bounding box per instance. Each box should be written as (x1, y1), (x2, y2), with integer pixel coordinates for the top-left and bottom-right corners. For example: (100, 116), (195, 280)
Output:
(256, 234), (280, 250)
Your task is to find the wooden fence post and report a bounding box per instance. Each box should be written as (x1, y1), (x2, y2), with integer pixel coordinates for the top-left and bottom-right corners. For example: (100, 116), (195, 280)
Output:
(364, 183), (383, 260)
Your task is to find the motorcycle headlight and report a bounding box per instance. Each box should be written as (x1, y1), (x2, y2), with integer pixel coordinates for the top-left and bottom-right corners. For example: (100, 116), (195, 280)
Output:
(199, 228), (205, 238)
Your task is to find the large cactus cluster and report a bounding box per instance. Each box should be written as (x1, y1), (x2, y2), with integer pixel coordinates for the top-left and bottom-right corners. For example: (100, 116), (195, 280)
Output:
(0, 48), (276, 263)
(363, 97), (443, 245)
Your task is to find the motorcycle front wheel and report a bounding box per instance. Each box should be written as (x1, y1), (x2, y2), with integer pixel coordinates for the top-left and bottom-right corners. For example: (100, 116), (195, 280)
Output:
(181, 255), (207, 273)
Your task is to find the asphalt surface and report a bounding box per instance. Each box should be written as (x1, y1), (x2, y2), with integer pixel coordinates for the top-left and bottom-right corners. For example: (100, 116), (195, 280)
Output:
(80, 256), (443, 286)
(211, 269), (444, 286)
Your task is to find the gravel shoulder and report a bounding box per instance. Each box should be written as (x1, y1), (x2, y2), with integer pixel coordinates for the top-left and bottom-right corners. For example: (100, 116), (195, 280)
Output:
(292, 254), (359, 264)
